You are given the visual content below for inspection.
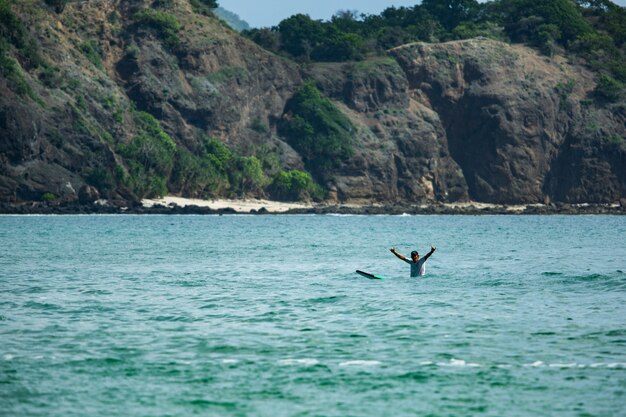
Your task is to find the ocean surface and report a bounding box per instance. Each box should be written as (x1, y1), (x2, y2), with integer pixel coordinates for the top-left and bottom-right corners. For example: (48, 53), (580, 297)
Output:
(1, 214), (625, 417)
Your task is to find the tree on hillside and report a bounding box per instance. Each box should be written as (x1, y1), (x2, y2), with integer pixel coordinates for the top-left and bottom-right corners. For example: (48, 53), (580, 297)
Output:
(421, 0), (481, 31)
(44, 0), (68, 13)
(243, 27), (280, 52)
(278, 14), (325, 60)
(495, 0), (592, 44)
(279, 82), (354, 179)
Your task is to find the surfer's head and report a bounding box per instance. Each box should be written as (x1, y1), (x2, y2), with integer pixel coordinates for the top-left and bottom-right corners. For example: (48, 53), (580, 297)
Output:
(411, 251), (419, 261)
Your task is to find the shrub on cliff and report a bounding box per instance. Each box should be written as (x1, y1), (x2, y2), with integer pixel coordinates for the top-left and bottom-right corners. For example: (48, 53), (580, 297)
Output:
(595, 74), (624, 102)
(133, 9), (182, 46)
(229, 156), (268, 196)
(189, 0), (218, 16)
(171, 146), (230, 198)
(44, 0), (67, 13)
(172, 137), (273, 198)
(269, 170), (324, 202)
(117, 112), (177, 198)
(279, 82), (354, 180)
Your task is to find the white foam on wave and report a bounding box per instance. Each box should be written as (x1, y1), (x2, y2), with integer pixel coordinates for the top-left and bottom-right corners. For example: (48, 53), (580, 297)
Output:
(549, 363), (577, 368)
(339, 360), (382, 367)
(522, 361), (626, 369)
(221, 359), (239, 364)
(607, 363), (626, 368)
(278, 358), (319, 366)
(3, 354), (14, 361)
(419, 361), (433, 366)
(437, 358), (481, 367)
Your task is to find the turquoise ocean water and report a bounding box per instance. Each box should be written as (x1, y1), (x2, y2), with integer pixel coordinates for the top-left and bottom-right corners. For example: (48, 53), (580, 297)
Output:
(1, 214), (625, 416)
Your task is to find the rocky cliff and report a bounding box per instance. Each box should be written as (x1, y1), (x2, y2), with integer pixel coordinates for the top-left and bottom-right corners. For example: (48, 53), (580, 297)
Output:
(0, 0), (624, 206)
(390, 40), (626, 204)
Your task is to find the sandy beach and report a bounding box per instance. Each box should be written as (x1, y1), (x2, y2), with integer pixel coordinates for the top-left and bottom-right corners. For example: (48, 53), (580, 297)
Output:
(142, 196), (315, 213)
(142, 196), (535, 214)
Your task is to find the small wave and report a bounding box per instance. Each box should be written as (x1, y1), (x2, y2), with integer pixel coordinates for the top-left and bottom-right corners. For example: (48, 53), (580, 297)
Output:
(522, 361), (626, 369)
(278, 358), (319, 366)
(81, 289), (112, 295)
(3, 354), (14, 361)
(307, 295), (347, 304)
(150, 315), (194, 322)
(523, 361), (545, 367)
(548, 272), (626, 291)
(437, 358), (481, 368)
(23, 301), (60, 310)
(548, 363), (577, 368)
(396, 371), (430, 381)
(185, 399), (237, 409)
(221, 359), (239, 364)
(339, 360), (382, 367)
(531, 331), (557, 336)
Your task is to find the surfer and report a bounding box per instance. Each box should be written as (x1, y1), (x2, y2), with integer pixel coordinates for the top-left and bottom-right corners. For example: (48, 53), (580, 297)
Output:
(390, 246), (436, 277)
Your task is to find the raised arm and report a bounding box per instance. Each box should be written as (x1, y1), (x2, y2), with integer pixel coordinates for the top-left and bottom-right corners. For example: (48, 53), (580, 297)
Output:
(390, 247), (407, 261)
(423, 245), (436, 261)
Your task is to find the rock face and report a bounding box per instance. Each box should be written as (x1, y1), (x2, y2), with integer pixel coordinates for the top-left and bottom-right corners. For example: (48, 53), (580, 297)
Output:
(0, 1), (624, 206)
(307, 59), (468, 203)
(78, 185), (100, 204)
(390, 40), (626, 203)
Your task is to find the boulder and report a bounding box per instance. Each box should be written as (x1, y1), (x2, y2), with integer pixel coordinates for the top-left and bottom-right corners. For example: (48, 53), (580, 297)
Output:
(78, 185), (100, 204)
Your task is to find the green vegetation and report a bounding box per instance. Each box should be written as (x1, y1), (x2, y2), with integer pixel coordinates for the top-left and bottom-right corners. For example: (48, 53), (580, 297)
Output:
(44, 0), (68, 13)
(555, 79), (576, 108)
(39, 64), (61, 88)
(41, 192), (58, 202)
(229, 155), (268, 196)
(0, 50), (36, 98)
(279, 81), (354, 180)
(0, 0), (28, 49)
(206, 66), (248, 84)
(0, 0), (49, 102)
(79, 40), (103, 70)
(244, 0), (603, 60)
(171, 136), (233, 197)
(189, 0), (218, 17)
(250, 116), (268, 134)
(86, 168), (115, 196)
(605, 134), (624, 146)
(117, 111), (177, 198)
(595, 73), (624, 101)
(243, 0), (626, 101)
(133, 9), (182, 47)
(171, 136), (274, 198)
(269, 170), (324, 201)
(501, 0), (592, 45)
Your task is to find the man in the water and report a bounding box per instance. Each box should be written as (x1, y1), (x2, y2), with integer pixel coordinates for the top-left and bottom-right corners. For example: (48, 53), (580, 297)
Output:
(390, 246), (436, 277)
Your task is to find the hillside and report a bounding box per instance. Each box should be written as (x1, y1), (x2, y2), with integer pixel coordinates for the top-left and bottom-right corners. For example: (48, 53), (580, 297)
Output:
(0, 0), (624, 209)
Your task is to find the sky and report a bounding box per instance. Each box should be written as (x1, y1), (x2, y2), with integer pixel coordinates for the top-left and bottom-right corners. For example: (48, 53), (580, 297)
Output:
(219, 0), (626, 28)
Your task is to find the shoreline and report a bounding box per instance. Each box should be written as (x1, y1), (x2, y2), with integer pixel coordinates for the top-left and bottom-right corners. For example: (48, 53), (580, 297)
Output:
(1, 196), (625, 215)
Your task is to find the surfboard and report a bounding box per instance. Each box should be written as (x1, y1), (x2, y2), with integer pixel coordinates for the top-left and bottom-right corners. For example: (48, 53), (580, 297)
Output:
(356, 270), (384, 280)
